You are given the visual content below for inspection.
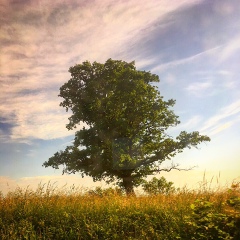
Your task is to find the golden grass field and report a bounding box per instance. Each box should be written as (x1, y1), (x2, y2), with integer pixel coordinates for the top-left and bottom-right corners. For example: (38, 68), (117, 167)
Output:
(0, 180), (239, 239)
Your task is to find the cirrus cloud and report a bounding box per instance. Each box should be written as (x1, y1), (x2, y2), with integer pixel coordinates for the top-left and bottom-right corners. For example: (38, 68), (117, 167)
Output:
(0, 0), (198, 142)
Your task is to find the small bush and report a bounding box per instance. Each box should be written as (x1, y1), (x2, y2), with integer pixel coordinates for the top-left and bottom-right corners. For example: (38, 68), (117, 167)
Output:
(142, 176), (177, 195)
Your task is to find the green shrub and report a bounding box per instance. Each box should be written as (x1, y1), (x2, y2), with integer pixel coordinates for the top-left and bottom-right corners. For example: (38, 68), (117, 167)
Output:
(183, 196), (240, 240)
(142, 176), (176, 195)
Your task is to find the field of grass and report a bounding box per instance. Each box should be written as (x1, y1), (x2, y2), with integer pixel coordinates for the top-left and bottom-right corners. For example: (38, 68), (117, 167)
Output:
(0, 182), (239, 239)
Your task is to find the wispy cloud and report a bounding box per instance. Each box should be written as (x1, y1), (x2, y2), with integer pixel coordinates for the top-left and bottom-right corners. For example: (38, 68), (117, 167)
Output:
(151, 46), (222, 73)
(134, 0), (240, 74)
(181, 115), (203, 130)
(218, 34), (240, 63)
(1, 0), (239, 143)
(190, 70), (238, 92)
(201, 99), (240, 136)
(185, 81), (213, 97)
(0, 0), (198, 142)
(209, 122), (233, 136)
(0, 89), (76, 141)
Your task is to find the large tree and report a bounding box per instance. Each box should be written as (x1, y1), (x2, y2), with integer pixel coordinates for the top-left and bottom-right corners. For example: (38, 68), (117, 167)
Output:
(43, 59), (210, 195)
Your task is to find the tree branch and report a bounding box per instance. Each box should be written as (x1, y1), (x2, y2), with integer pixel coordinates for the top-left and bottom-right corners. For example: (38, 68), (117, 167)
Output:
(149, 163), (196, 174)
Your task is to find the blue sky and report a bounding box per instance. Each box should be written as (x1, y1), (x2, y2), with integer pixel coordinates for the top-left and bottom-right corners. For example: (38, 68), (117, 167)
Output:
(0, 0), (240, 194)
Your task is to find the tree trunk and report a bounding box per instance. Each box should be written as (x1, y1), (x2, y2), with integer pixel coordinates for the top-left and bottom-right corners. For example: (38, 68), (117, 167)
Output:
(122, 176), (135, 196)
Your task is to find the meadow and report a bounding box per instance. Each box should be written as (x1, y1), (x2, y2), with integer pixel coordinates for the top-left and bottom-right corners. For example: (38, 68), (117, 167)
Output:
(0, 181), (239, 239)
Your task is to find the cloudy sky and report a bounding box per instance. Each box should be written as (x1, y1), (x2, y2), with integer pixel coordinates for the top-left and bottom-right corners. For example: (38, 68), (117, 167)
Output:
(1, 0), (240, 194)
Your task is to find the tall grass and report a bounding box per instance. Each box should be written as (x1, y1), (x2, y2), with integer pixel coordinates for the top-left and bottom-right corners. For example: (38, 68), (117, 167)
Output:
(0, 181), (239, 239)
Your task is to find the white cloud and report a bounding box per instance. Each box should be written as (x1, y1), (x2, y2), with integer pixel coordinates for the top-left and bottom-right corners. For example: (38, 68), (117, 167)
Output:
(201, 99), (240, 135)
(0, 0), (201, 142)
(151, 33), (240, 75)
(151, 46), (221, 73)
(191, 70), (238, 90)
(209, 122), (233, 136)
(181, 115), (202, 129)
(218, 35), (240, 63)
(185, 81), (213, 97)
(134, 57), (158, 69)
(0, 89), (78, 141)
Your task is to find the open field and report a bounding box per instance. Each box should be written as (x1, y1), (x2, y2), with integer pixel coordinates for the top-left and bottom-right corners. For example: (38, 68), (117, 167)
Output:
(0, 182), (239, 239)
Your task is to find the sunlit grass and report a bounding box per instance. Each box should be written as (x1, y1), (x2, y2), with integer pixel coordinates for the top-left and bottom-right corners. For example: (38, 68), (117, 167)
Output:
(0, 180), (239, 239)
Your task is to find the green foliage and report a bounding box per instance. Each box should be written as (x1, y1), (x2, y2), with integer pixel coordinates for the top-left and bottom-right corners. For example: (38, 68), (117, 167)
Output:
(182, 182), (240, 239)
(185, 199), (240, 239)
(142, 176), (177, 195)
(0, 184), (239, 239)
(43, 59), (210, 195)
(227, 182), (240, 210)
(227, 196), (240, 209)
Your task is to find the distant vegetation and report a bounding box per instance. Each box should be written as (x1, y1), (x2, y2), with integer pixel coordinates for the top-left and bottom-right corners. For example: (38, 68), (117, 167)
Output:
(0, 179), (239, 239)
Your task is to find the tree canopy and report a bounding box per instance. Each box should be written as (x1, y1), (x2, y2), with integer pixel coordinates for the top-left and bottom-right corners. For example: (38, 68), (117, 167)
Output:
(43, 59), (210, 195)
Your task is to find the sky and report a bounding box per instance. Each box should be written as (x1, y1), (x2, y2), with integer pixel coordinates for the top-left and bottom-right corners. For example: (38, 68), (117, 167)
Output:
(0, 0), (240, 195)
